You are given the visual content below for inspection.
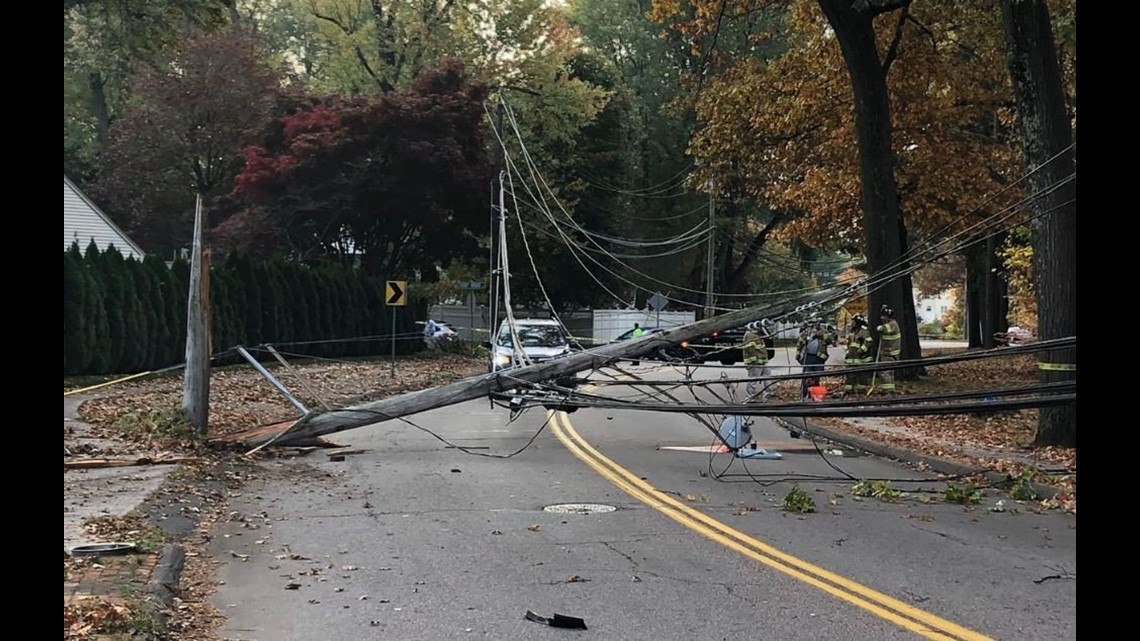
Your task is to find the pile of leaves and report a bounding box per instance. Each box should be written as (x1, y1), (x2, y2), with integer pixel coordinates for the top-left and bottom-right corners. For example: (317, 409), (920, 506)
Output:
(64, 599), (136, 639)
(82, 513), (169, 553)
(77, 354), (486, 443)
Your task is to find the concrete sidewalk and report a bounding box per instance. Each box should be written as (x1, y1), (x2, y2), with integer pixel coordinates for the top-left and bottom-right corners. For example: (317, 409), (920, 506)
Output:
(64, 393), (184, 639)
(64, 394), (177, 551)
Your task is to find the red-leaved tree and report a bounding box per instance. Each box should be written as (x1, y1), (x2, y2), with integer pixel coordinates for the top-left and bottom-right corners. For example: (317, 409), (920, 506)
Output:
(214, 59), (490, 279)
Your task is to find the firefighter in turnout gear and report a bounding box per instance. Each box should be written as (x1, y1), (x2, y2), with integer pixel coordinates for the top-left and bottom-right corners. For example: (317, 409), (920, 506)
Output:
(743, 320), (774, 401)
(844, 315), (874, 395)
(875, 305), (901, 393)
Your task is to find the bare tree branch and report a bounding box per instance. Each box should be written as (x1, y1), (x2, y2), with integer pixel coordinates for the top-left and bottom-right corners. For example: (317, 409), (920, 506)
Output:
(727, 211), (786, 289)
(853, 0), (912, 17)
(311, 7), (352, 34)
(882, 4), (909, 75)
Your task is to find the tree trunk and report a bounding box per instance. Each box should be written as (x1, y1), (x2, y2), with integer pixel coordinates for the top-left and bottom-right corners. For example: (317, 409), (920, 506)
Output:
(1000, 0), (1077, 448)
(895, 217), (923, 377)
(964, 244), (985, 348)
(982, 232), (1009, 348)
(726, 212), (785, 294)
(89, 71), (111, 145)
(817, 0), (919, 378)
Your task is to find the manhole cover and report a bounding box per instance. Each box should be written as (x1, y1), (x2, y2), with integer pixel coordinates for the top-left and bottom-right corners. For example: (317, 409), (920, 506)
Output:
(543, 503), (616, 515)
(69, 542), (137, 558)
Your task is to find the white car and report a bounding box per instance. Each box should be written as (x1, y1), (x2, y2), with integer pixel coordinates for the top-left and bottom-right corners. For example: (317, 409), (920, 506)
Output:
(491, 318), (572, 372)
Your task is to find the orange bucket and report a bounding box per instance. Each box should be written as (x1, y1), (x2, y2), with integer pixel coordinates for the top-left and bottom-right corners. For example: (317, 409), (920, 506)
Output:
(808, 386), (827, 402)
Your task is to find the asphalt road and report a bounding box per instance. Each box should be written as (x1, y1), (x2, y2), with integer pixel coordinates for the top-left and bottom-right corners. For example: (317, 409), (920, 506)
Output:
(210, 359), (1075, 641)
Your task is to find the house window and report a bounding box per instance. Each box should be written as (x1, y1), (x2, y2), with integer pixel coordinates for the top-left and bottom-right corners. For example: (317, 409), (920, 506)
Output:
(940, 305), (948, 313)
(925, 305), (932, 312)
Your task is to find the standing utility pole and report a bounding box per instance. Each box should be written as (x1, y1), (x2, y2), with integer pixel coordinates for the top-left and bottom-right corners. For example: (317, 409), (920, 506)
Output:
(489, 97), (506, 344)
(704, 181), (716, 319)
(182, 194), (210, 436)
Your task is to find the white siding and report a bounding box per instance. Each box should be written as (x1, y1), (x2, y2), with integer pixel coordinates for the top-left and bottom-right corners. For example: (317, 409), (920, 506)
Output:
(63, 177), (144, 260)
(591, 309), (695, 342)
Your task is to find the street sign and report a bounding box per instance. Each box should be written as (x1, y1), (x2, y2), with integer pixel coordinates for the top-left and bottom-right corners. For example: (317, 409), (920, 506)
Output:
(458, 281), (485, 291)
(647, 291), (668, 312)
(386, 280), (407, 306)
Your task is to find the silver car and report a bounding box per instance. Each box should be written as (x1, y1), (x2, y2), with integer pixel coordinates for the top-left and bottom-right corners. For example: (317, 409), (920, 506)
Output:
(490, 319), (572, 372)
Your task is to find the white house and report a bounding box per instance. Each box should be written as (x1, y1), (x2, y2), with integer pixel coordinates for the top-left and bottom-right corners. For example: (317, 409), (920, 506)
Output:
(63, 175), (145, 259)
(914, 287), (957, 324)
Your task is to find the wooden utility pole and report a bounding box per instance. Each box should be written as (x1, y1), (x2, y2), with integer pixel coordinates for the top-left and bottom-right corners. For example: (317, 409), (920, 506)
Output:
(705, 181), (716, 319)
(248, 286), (844, 448)
(182, 194), (210, 436)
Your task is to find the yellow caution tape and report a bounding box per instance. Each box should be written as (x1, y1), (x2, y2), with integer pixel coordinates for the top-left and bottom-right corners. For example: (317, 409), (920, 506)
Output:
(1037, 362), (1076, 371)
(64, 371), (153, 396)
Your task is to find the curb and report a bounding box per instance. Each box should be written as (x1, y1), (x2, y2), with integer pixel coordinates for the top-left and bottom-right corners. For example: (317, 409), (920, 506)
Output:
(143, 543), (186, 633)
(782, 418), (1066, 500)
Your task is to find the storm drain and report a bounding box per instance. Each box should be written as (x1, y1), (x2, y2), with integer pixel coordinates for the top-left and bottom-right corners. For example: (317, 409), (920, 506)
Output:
(69, 542), (136, 558)
(543, 503), (616, 515)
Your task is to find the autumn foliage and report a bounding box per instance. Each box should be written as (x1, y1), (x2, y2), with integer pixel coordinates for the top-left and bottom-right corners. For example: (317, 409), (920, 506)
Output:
(91, 30), (285, 253)
(653, 0), (1022, 252)
(215, 59), (490, 278)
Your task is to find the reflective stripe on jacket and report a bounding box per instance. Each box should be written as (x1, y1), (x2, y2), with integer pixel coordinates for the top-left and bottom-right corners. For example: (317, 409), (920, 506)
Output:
(742, 330), (768, 365)
(845, 329), (874, 363)
(876, 319), (901, 357)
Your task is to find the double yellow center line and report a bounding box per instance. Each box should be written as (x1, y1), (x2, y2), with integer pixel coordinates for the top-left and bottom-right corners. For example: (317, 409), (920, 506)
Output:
(550, 411), (992, 641)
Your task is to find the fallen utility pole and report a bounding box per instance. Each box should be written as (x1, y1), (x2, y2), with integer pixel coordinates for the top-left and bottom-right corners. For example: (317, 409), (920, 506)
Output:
(249, 287), (845, 448)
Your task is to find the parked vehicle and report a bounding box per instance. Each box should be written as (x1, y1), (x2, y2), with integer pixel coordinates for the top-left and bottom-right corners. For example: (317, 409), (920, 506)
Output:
(683, 327), (747, 365)
(490, 318), (572, 372)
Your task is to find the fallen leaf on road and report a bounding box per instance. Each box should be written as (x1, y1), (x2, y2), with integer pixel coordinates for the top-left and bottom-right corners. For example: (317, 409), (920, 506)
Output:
(567, 575), (589, 583)
(342, 565), (358, 571)
(230, 552), (249, 561)
(491, 530), (502, 535)
(334, 587), (344, 592)
(285, 583), (301, 590)
(527, 525), (541, 532)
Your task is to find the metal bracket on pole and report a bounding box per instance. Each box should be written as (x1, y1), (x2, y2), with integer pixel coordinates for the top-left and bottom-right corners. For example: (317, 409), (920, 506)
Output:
(236, 347), (310, 415)
(718, 415), (783, 460)
(264, 345), (331, 411)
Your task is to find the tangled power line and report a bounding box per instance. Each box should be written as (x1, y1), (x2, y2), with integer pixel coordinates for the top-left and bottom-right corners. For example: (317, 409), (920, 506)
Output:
(473, 93), (1075, 480)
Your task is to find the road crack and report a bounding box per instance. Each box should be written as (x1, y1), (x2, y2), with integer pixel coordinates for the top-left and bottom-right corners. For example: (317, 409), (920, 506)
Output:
(1034, 565), (1075, 584)
(909, 524), (971, 547)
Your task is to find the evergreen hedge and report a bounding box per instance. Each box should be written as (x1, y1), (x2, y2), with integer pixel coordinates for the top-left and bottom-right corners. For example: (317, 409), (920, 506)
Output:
(63, 242), (423, 376)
